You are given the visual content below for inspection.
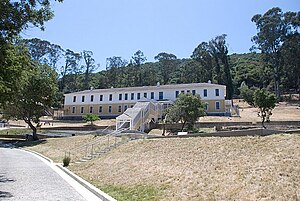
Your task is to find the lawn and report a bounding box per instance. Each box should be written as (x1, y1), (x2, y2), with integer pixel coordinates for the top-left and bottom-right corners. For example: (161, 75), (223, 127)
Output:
(22, 133), (300, 200)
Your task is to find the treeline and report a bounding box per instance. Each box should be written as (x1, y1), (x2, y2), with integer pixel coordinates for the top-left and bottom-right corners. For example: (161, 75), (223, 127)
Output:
(20, 7), (299, 103)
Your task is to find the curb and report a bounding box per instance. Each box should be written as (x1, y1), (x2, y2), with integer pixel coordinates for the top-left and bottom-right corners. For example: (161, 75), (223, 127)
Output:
(57, 164), (116, 201)
(22, 148), (116, 201)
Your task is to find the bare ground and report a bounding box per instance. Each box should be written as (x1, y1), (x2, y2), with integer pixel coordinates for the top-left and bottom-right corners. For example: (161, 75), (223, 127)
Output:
(65, 134), (300, 201)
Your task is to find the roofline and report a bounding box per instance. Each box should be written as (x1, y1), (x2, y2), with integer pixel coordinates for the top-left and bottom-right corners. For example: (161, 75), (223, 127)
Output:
(64, 82), (226, 96)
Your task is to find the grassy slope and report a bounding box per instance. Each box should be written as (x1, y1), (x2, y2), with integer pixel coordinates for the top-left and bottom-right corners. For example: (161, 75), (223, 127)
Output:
(66, 134), (300, 201)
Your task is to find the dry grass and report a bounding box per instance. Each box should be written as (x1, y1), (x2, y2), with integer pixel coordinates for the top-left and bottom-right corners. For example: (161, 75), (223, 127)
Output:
(24, 135), (96, 162)
(201, 101), (300, 123)
(65, 134), (300, 201)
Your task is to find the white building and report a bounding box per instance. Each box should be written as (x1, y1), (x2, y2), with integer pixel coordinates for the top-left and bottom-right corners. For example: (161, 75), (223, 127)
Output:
(63, 82), (230, 120)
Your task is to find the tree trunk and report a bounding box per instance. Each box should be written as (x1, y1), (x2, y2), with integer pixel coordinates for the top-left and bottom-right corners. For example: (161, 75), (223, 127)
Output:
(25, 119), (39, 140)
(181, 121), (186, 132)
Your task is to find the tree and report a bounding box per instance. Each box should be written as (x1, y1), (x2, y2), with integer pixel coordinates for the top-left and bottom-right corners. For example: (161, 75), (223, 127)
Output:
(251, 7), (300, 98)
(209, 34), (234, 99)
(154, 52), (177, 84)
(60, 49), (82, 92)
(253, 89), (276, 129)
(281, 33), (300, 97)
(3, 64), (58, 140)
(239, 81), (255, 106)
(0, 0), (62, 106)
(82, 50), (97, 90)
(105, 56), (128, 87)
(165, 93), (206, 131)
(191, 35), (234, 99)
(0, 0), (63, 42)
(22, 38), (64, 70)
(191, 42), (214, 81)
(83, 114), (100, 126)
(131, 50), (147, 86)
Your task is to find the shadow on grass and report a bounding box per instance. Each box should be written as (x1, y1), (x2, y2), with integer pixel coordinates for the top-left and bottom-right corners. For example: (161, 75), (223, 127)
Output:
(0, 138), (47, 148)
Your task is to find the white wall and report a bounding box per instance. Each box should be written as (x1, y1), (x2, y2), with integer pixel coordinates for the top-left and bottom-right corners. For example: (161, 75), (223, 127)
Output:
(64, 84), (225, 106)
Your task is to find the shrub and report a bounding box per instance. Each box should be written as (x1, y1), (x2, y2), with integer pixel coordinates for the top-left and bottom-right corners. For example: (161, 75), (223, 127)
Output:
(63, 156), (71, 167)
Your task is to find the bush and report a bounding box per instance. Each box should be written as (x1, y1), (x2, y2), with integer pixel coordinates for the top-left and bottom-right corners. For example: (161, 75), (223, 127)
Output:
(63, 156), (71, 167)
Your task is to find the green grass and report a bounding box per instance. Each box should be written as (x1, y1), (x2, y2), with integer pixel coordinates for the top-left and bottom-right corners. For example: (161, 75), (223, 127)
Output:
(96, 184), (164, 201)
(0, 128), (31, 135)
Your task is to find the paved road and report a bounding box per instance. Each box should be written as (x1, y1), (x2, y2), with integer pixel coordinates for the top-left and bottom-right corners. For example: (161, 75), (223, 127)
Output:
(0, 147), (88, 201)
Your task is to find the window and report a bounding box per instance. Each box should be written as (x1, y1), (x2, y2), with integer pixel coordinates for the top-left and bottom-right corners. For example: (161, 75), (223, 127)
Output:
(80, 107), (84, 113)
(109, 94), (113, 101)
(216, 101), (220, 110)
(124, 105), (128, 111)
(181, 90), (185, 94)
(204, 89), (207, 97)
(192, 90), (196, 95)
(187, 90), (190, 93)
(130, 105), (134, 108)
(72, 107), (76, 113)
(108, 106), (112, 113)
(151, 92), (155, 99)
(137, 93), (141, 100)
(81, 95), (85, 102)
(73, 96), (76, 102)
(159, 92), (164, 100)
(215, 89), (220, 96)
(144, 92), (147, 98)
(91, 95), (94, 102)
(175, 91), (179, 98)
(131, 93), (134, 100)
(89, 106), (93, 113)
(100, 95), (103, 101)
(125, 93), (128, 100)
(99, 106), (103, 113)
(119, 94), (122, 101)
(118, 105), (122, 113)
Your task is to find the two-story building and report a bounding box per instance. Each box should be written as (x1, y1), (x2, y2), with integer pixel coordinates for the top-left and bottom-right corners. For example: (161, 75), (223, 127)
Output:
(63, 82), (230, 119)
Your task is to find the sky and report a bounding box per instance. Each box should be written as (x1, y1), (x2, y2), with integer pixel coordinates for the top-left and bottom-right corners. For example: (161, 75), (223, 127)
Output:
(22, 0), (300, 71)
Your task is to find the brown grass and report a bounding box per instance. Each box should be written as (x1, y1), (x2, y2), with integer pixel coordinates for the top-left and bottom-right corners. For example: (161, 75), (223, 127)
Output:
(66, 134), (300, 200)
(201, 101), (300, 123)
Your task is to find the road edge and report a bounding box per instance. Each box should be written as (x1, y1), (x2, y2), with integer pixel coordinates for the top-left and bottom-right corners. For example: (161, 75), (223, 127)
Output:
(22, 148), (116, 201)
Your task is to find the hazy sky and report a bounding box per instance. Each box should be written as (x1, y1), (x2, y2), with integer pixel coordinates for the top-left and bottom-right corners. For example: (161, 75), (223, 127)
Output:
(22, 0), (300, 70)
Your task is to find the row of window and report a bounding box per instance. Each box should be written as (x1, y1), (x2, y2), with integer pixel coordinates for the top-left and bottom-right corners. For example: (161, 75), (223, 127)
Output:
(71, 101), (221, 114)
(72, 104), (135, 114)
(73, 92), (164, 103)
(73, 89), (220, 103)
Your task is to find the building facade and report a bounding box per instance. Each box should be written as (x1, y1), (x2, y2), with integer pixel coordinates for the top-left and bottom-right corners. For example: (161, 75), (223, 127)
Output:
(63, 82), (229, 119)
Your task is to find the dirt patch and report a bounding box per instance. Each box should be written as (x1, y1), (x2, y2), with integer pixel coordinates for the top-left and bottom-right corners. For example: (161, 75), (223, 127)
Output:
(68, 134), (300, 200)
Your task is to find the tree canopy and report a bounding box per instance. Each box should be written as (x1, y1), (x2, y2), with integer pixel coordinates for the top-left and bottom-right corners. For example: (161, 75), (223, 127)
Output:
(165, 93), (206, 131)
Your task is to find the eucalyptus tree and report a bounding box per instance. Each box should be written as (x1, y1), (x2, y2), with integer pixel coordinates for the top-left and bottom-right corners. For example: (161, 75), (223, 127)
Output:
(82, 50), (97, 90)
(251, 7), (300, 98)
(60, 49), (82, 92)
(105, 56), (128, 87)
(131, 50), (147, 86)
(22, 38), (64, 70)
(154, 52), (177, 84)
(191, 42), (214, 81)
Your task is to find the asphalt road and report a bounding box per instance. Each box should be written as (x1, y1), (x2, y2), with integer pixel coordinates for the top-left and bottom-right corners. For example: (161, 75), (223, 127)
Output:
(0, 147), (88, 201)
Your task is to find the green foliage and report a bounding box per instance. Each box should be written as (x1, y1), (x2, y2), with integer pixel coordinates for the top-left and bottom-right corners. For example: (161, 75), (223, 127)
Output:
(99, 184), (164, 201)
(0, 0), (63, 41)
(251, 7), (300, 98)
(253, 89), (277, 128)
(83, 114), (100, 125)
(63, 156), (71, 167)
(3, 64), (58, 140)
(239, 82), (255, 106)
(165, 93), (206, 131)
